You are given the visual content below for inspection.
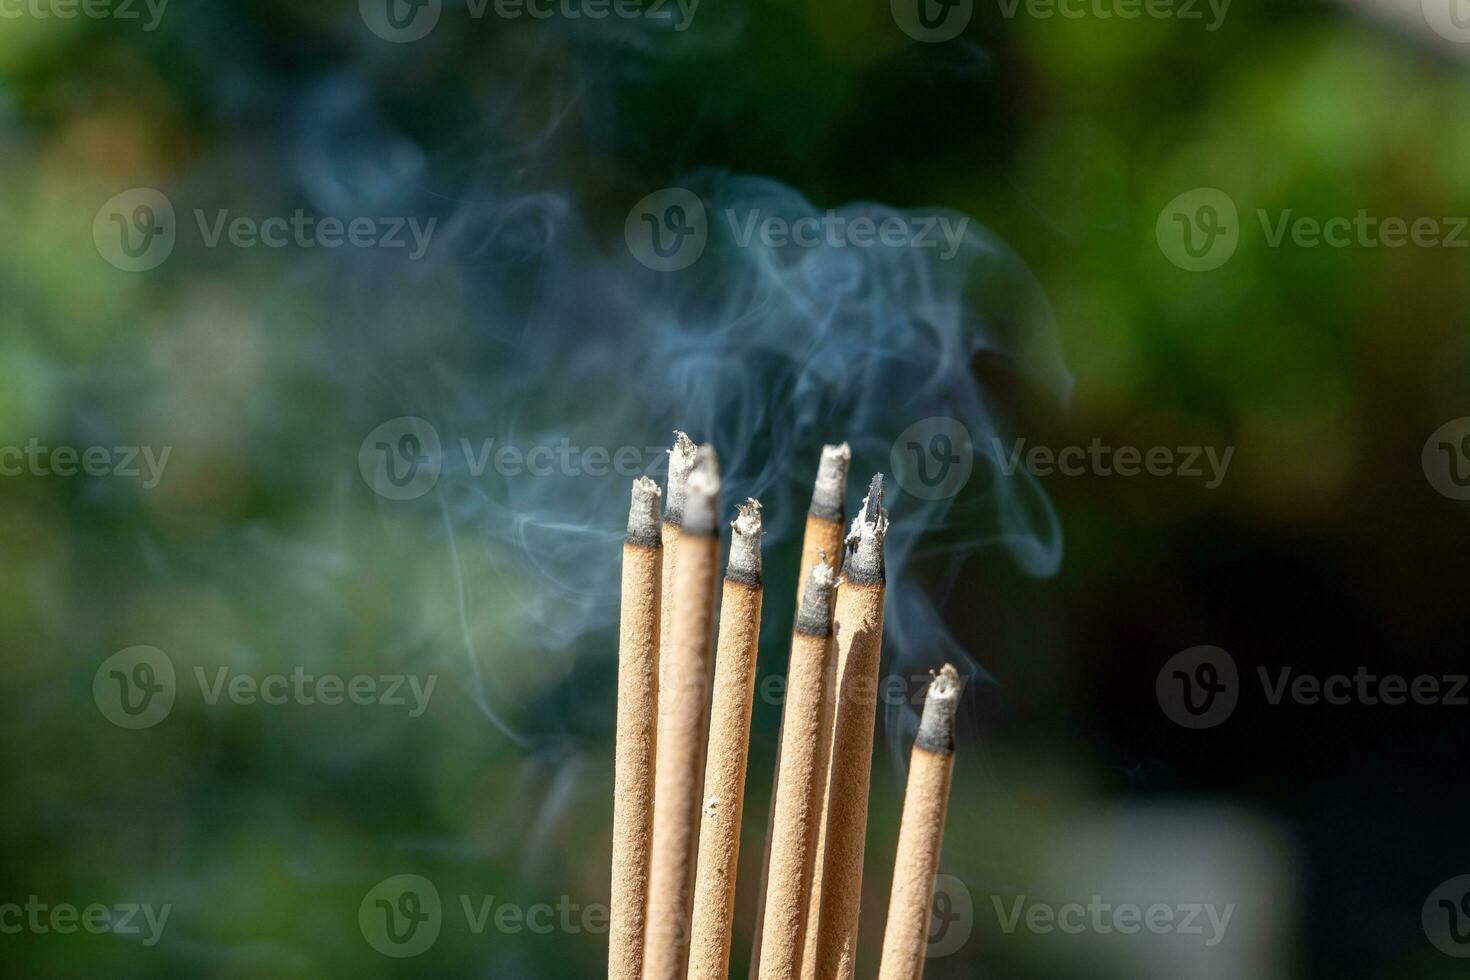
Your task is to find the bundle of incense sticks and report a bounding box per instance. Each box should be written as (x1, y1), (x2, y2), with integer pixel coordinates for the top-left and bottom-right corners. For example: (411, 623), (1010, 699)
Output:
(611, 432), (961, 980)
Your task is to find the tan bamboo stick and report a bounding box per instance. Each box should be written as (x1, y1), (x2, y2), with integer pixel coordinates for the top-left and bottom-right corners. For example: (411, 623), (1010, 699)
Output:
(659, 430), (702, 951)
(756, 557), (839, 980)
(877, 665), (960, 980)
(751, 444), (850, 980)
(687, 500), (765, 980)
(812, 474), (889, 980)
(660, 431), (698, 689)
(610, 477), (663, 980)
(645, 446), (721, 980)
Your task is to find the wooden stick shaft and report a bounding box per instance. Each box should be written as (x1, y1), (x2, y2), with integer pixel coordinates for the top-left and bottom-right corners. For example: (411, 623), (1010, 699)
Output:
(687, 577), (763, 980)
(752, 511), (845, 979)
(756, 626), (834, 980)
(797, 674), (839, 980)
(610, 537), (661, 980)
(876, 747), (953, 980)
(812, 580), (886, 980)
(645, 527), (719, 980)
(659, 521), (681, 706)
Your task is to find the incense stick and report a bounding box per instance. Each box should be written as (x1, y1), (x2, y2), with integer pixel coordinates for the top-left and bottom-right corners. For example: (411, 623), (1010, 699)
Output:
(610, 477), (663, 980)
(790, 444), (852, 980)
(748, 444), (850, 979)
(756, 557), (839, 980)
(877, 665), (960, 980)
(660, 430), (699, 686)
(812, 474), (889, 980)
(645, 445), (720, 980)
(687, 500), (765, 980)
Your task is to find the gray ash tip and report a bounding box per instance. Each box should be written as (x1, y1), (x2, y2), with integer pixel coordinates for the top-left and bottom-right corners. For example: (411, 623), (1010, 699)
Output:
(663, 431), (697, 526)
(681, 445), (721, 536)
(863, 473), (883, 523)
(626, 476), (662, 547)
(794, 555), (837, 636)
(725, 498), (763, 586)
(809, 443), (850, 522)
(842, 473), (889, 585)
(915, 664), (961, 755)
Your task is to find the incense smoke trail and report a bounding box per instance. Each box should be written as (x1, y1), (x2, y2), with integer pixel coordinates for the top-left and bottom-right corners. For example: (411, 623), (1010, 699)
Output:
(272, 58), (1070, 773)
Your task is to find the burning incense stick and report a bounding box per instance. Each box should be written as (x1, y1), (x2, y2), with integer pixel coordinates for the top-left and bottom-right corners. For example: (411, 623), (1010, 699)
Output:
(756, 557), (838, 980)
(792, 444), (852, 980)
(877, 665), (960, 980)
(812, 474), (889, 980)
(645, 445), (720, 980)
(750, 444), (850, 979)
(687, 499), (765, 980)
(610, 477), (663, 980)
(660, 430), (699, 683)
(660, 429), (701, 955)
(803, 444), (851, 588)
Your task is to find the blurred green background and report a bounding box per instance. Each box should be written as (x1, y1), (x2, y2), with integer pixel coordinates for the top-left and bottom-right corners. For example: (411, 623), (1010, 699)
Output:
(2, 0), (1469, 977)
